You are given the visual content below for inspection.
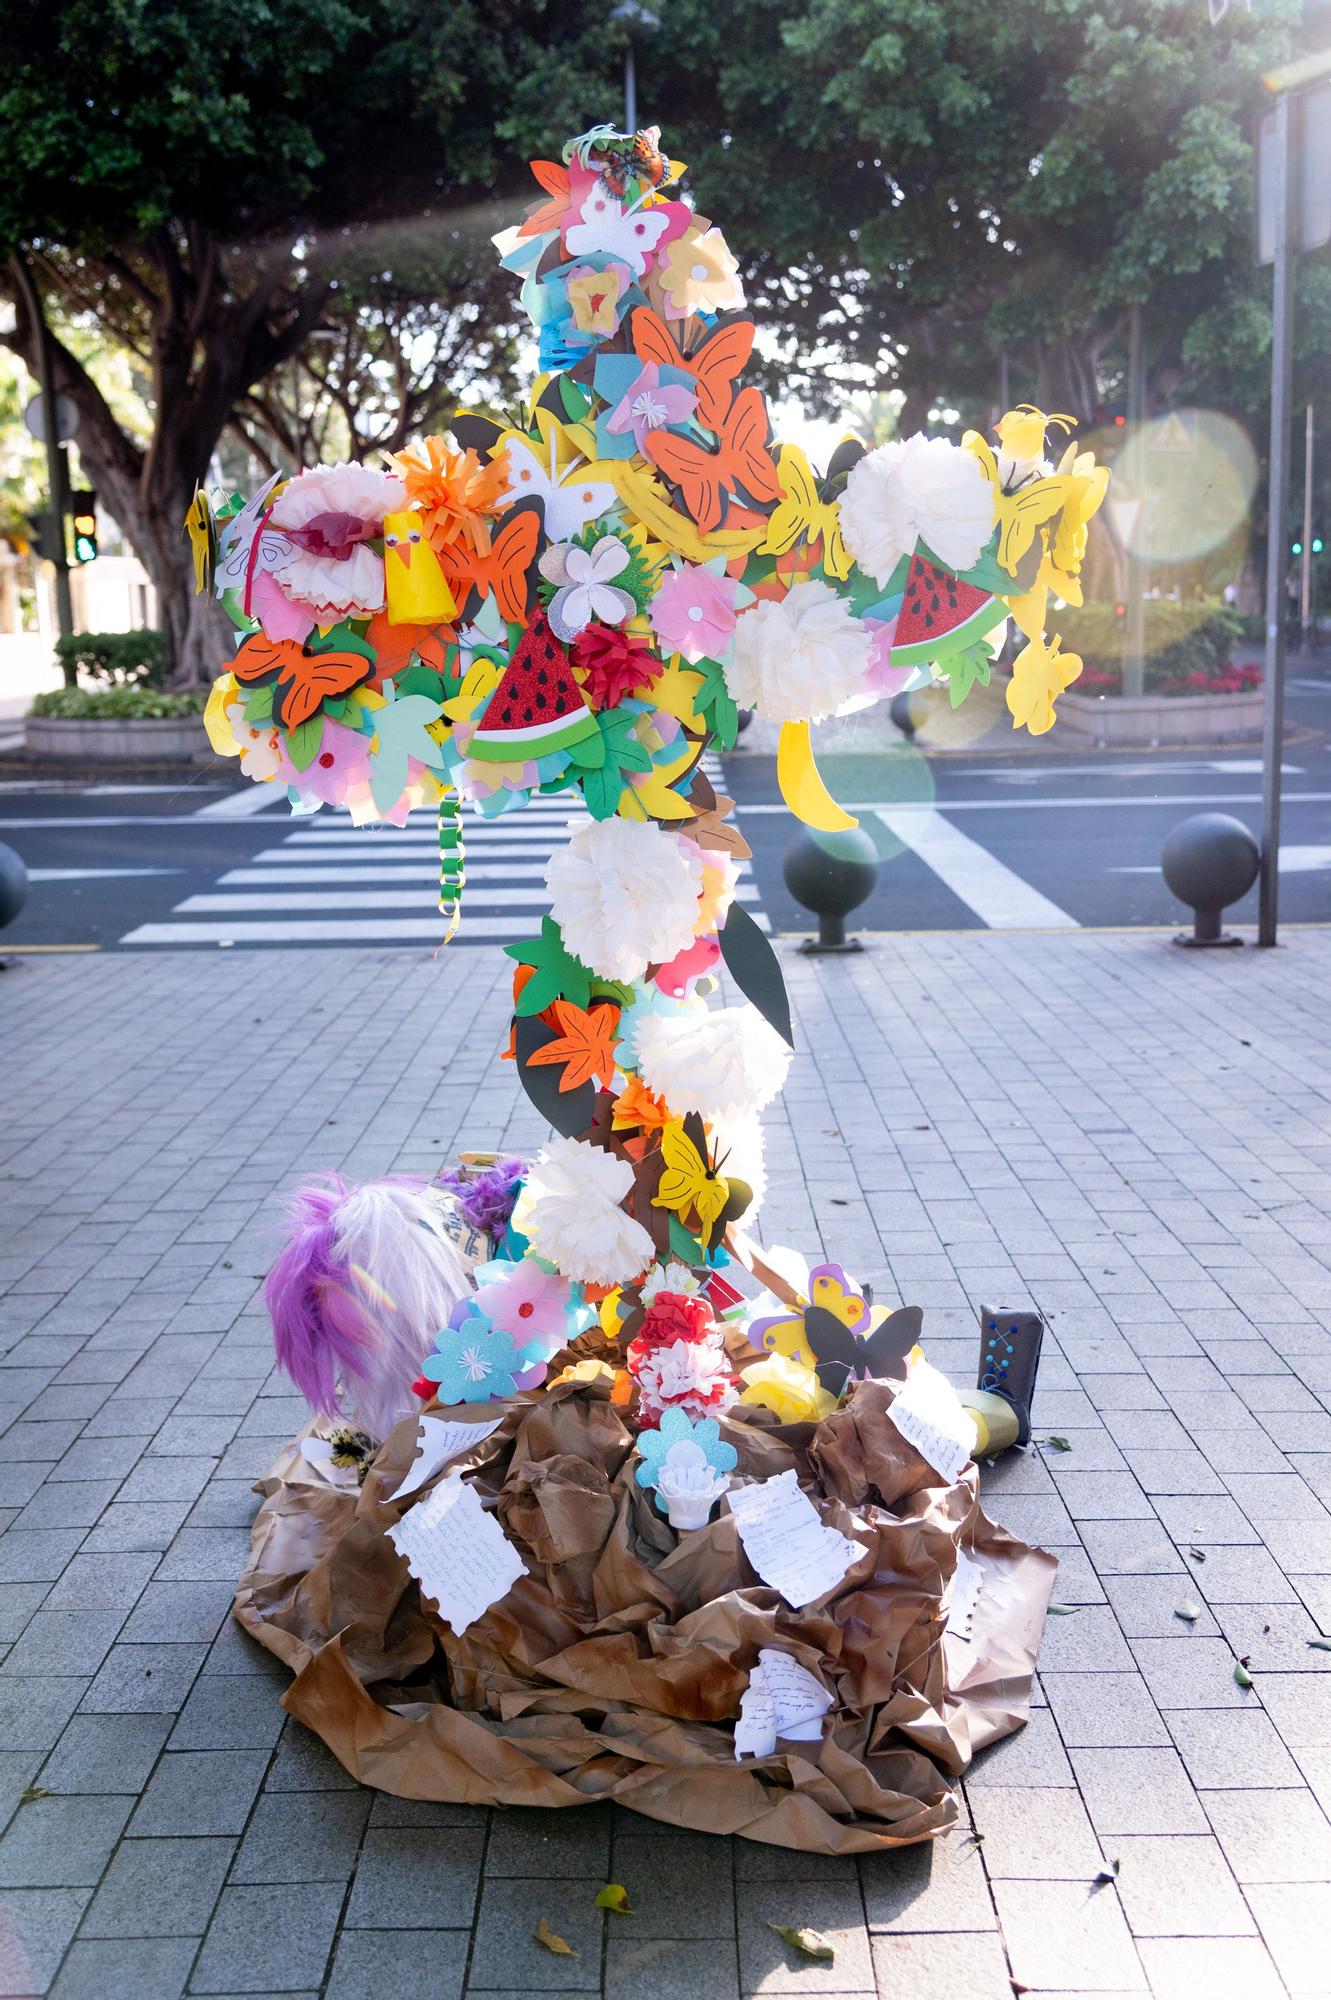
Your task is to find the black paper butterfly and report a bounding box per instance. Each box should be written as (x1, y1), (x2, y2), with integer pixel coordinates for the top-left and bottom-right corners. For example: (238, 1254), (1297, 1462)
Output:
(804, 1304), (924, 1399)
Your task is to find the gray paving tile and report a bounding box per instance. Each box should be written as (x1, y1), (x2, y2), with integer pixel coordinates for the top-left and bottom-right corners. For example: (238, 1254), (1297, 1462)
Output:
(1166, 1708), (1306, 1788)
(1244, 1881), (1331, 1997)
(869, 1931), (1012, 2000)
(1202, 1786), (1331, 1883)
(1040, 1672), (1170, 1748)
(344, 1827), (484, 1929)
(1111, 1833), (1254, 1935)
(969, 1784), (1106, 1880)
(0, 1793), (132, 1887)
(990, 1878), (1144, 1992)
(50, 1935), (197, 2000)
(119, 1580), (234, 1645)
(79, 1641), (206, 1714)
(1101, 1572), (1220, 1638)
(1136, 1935), (1284, 2000)
(38, 1712), (172, 1794)
(736, 1879), (874, 1994)
(0, 1607), (126, 1679)
(0, 1528), (86, 1583)
(1244, 1672), (1331, 1747)
(325, 1928), (468, 2000)
(1070, 1747), (1209, 1834)
(43, 1551), (157, 1611)
(1034, 1605), (1136, 1672)
(1129, 1638), (1256, 1709)
(860, 1821), (994, 1928)
(81, 1834), (234, 1937)
(192, 1882), (344, 1994)
(0, 1887), (91, 1997)
(467, 1876), (602, 1990)
(165, 1672), (283, 1750)
(266, 1719), (364, 1793)
(231, 1789), (370, 1882)
(129, 1748), (269, 1836)
(963, 1708), (1075, 1787)
(606, 1936), (741, 2000)
(0, 1677), (88, 1755)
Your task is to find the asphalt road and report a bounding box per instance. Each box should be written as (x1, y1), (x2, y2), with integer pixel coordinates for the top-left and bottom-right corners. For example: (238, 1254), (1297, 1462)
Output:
(1, 667), (1328, 951)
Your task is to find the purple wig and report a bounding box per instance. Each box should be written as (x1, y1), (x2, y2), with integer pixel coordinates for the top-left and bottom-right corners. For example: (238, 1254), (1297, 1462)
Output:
(266, 1175), (473, 1440)
(437, 1156), (527, 1243)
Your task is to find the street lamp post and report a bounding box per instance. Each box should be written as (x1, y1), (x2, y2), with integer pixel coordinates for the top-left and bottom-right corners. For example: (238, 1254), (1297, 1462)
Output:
(1257, 88), (1296, 949)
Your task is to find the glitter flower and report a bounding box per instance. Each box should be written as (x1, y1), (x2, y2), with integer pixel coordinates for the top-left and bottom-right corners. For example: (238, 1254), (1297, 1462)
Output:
(422, 1300), (532, 1404)
(657, 224), (745, 318)
(649, 563), (740, 664)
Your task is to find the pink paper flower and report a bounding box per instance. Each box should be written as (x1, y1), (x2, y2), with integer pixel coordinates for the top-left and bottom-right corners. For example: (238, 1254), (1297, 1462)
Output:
(474, 1258), (573, 1348)
(274, 715), (372, 807)
(605, 363), (698, 453)
(863, 615), (913, 699)
(649, 563), (740, 664)
(270, 464), (406, 620)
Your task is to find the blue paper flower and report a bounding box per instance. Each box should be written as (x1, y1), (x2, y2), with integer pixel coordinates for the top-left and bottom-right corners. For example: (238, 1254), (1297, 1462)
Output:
(422, 1301), (532, 1405)
(635, 1406), (738, 1492)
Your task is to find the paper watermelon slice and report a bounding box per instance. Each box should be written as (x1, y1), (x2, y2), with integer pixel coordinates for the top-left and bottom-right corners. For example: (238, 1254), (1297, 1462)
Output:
(889, 554), (1007, 668)
(469, 609), (600, 762)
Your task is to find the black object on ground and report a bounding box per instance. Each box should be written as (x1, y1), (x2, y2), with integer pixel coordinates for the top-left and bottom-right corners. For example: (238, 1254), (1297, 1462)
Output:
(1161, 811), (1260, 947)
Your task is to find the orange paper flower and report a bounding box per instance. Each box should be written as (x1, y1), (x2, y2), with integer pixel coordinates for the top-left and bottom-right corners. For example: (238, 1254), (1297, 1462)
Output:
(389, 438), (510, 558)
(612, 1074), (671, 1134)
(526, 1000), (622, 1093)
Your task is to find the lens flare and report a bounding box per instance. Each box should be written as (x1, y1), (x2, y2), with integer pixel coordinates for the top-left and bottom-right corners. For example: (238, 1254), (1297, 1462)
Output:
(1118, 410), (1258, 565)
(347, 1263), (401, 1316)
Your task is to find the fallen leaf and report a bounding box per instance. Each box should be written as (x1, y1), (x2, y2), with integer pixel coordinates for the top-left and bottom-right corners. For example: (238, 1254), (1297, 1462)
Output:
(1047, 1603), (1080, 1616)
(769, 1924), (834, 1963)
(1308, 1638), (1331, 1653)
(18, 1786), (50, 1804)
(1234, 1661), (1254, 1689)
(960, 1831), (985, 1849)
(1174, 1599), (1202, 1623)
(1045, 1435), (1072, 1452)
(534, 1917), (577, 1956)
(1093, 1856), (1121, 1886)
(1188, 1548), (1206, 1562)
(595, 1884), (633, 1914)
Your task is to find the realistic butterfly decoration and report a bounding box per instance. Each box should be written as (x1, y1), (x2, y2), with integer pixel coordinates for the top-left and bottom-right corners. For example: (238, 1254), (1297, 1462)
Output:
(652, 1111), (749, 1249)
(230, 634), (374, 731)
(631, 307), (755, 431)
(440, 503), (544, 627)
(644, 388), (782, 535)
(762, 444), (852, 582)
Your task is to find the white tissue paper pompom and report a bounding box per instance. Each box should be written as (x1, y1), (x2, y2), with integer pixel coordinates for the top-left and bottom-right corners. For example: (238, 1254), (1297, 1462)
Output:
(839, 433), (995, 586)
(545, 819), (704, 984)
(728, 579), (872, 724)
(635, 1004), (792, 1124)
(512, 1137), (655, 1287)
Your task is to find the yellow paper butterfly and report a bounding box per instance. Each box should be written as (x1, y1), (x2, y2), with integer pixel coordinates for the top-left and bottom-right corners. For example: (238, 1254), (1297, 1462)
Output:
(761, 444), (852, 580)
(964, 434), (1072, 579)
(182, 486), (216, 596)
(652, 1116), (731, 1248)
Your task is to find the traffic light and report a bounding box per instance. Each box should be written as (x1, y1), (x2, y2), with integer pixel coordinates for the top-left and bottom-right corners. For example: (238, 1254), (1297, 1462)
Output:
(1315, 537), (1325, 555)
(70, 491), (97, 563)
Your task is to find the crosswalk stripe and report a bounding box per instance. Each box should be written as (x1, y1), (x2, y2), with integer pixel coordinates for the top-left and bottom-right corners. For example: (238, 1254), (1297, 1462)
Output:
(874, 806), (1078, 930)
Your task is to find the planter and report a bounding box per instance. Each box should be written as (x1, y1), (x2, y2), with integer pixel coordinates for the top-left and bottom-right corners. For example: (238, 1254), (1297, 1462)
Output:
(25, 716), (210, 763)
(1052, 687), (1264, 748)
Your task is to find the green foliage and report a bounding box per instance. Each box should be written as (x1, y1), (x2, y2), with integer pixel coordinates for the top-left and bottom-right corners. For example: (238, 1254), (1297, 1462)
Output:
(1048, 597), (1249, 694)
(32, 683), (207, 718)
(53, 628), (169, 687)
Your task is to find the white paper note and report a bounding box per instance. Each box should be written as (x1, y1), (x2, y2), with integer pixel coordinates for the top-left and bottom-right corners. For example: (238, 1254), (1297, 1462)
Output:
(299, 1435), (359, 1490)
(946, 1550), (984, 1643)
(392, 1414), (504, 1501)
(734, 1647), (834, 1759)
(388, 1474), (525, 1634)
(887, 1357), (974, 1486)
(728, 1469), (864, 1609)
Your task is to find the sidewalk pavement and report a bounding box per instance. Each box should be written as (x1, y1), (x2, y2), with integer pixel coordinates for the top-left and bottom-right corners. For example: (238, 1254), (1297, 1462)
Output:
(3, 929), (1331, 1998)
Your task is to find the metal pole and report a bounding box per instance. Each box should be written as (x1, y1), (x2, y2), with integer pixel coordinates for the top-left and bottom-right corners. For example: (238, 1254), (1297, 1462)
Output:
(999, 351), (1011, 416)
(1123, 304), (1147, 700)
(7, 252), (74, 655)
(1300, 402), (1314, 648)
(1259, 93), (1296, 947)
(624, 45), (637, 133)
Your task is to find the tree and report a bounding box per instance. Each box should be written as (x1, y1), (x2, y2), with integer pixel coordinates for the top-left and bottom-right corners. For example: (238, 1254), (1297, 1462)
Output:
(0, 0), (617, 679)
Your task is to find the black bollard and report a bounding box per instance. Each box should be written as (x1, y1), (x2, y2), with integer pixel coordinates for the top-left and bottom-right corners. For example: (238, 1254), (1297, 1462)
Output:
(782, 827), (879, 954)
(0, 843), (29, 930)
(1161, 813), (1260, 948)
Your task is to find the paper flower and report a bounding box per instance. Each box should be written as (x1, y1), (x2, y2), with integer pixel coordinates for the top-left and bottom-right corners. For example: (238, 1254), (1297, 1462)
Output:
(641, 1260), (702, 1302)
(629, 1326), (737, 1427)
(571, 624), (662, 708)
(738, 1353), (838, 1425)
(605, 362), (698, 452)
(545, 819), (705, 984)
(512, 1137), (655, 1286)
(540, 535), (636, 642)
(635, 1408), (738, 1526)
(649, 563), (740, 664)
(422, 1300), (536, 1404)
(635, 1004), (792, 1124)
(611, 1074), (672, 1134)
(269, 464), (406, 619)
(657, 224), (745, 317)
(390, 437), (510, 555)
(708, 1110), (767, 1217)
(565, 188), (669, 277)
(728, 580), (872, 723)
(473, 1255), (574, 1348)
(565, 261), (631, 337)
(839, 434), (995, 587)
(1006, 633), (1082, 736)
(273, 715), (373, 806)
(223, 700), (282, 780)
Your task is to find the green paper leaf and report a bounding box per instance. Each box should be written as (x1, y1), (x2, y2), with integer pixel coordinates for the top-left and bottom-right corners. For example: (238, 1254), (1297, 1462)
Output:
(940, 642), (992, 707)
(1234, 1660), (1254, 1688)
(1174, 1599), (1202, 1623)
(580, 709), (652, 818)
(668, 1214), (705, 1265)
(308, 620), (376, 661)
(285, 713), (325, 772)
(368, 693), (447, 815)
(395, 661), (449, 702)
(505, 916), (595, 1015)
(567, 728), (607, 769)
(595, 1883), (633, 1914)
(768, 1925), (834, 1964)
(693, 657), (739, 749)
(242, 683), (274, 724)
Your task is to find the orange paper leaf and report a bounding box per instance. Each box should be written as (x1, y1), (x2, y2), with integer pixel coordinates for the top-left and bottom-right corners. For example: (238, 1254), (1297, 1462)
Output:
(526, 1000), (621, 1094)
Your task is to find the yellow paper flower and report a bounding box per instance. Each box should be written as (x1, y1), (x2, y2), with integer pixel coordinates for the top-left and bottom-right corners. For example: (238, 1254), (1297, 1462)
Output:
(739, 1353), (837, 1424)
(657, 225), (745, 318)
(1048, 443), (1110, 602)
(1006, 633), (1082, 736)
(203, 673), (242, 758)
(566, 262), (629, 337)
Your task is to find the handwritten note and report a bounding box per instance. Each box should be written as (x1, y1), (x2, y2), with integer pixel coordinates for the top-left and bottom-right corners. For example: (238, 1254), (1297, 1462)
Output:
(946, 1550), (984, 1643)
(728, 1469), (864, 1609)
(388, 1474), (525, 1634)
(392, 1414), (504, 1501)
(735, 1647), (834, 1760)
(887, 1357), (974, 1486)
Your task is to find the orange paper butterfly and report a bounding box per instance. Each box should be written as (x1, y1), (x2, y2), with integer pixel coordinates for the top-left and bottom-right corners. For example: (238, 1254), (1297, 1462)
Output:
(439, 506), (542, 627)
(644, 387), (782, 534)
(631, 307), (755, 431)
(230, 636), (373, 731)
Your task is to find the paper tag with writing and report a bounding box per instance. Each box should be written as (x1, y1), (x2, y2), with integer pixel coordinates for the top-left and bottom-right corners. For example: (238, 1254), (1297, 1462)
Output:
(946, 1550), (984, 1643)
(728, 1469), (864, 1610)
(734, 1647), (834, 1760)
(388, 1474), (525, 1634)
(393, 1414), (504, 1501)
(887, 1357), (974, 1486)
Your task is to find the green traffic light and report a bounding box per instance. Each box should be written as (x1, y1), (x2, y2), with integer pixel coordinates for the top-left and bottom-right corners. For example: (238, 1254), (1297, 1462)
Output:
(73, 533), (96, 563)
(1315, 538), (1325, 555)
(1293, 540), (1304, 555)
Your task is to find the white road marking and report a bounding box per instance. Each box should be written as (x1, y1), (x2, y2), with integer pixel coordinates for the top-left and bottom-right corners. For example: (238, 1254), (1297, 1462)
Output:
(1112, 844), (1331, 876)
(964, 759), (1302, 783)
(732, 792), (1331, 815)
(875, 806), (1078, 930)
(191, 786), (289, 819)
(122, 911), (770, 946)
(27, 867), (183, 882)
(175, 880), (762, 914)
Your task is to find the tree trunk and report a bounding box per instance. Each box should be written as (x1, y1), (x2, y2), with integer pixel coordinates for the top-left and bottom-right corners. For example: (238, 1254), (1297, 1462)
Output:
(1035, 338), (1102, 424)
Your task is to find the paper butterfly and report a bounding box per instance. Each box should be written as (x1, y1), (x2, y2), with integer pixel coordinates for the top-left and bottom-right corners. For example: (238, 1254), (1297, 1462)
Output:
(564, 187), (670, 277)
(496, 436), (616, 543)
(652, 1112), (732, 1249)
(803, 1302), (923, 1399)
(230, 634), (374, 731)
(763, 444), (852, 581)
(631, 308), (755, 431)
(441, 506), (544, 627)
(644, 387), (782, 534)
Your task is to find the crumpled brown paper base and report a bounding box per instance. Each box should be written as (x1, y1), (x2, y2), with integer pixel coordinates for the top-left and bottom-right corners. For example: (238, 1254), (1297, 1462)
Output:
(234, 1378), (1055, 1852)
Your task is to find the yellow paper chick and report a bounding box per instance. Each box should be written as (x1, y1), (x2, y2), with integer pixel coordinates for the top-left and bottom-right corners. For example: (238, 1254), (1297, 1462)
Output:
(383, 511), (457, 625)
